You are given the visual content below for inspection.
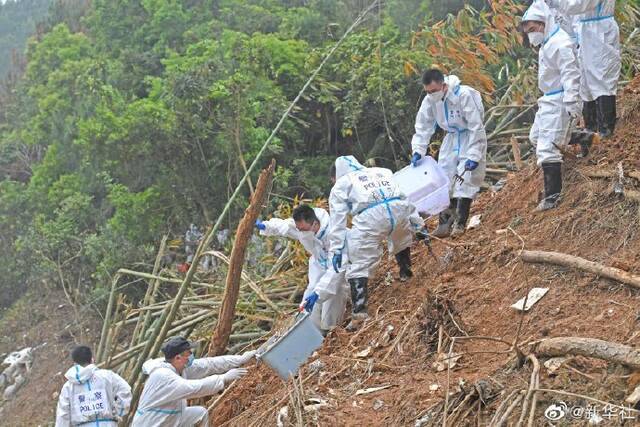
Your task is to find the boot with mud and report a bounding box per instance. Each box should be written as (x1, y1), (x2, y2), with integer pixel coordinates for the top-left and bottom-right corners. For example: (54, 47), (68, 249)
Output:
(450, 198), (472, 238)
(536, 162), (562, 211)
(346, 277), (369, 331)
(432, 199), (456, 238)
(394, 247), (412, 282)
(568, 129), (599, 158)
(596, 95), (616, 139)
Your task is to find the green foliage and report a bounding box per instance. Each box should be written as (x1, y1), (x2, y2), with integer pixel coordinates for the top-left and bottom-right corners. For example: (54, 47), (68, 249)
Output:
(0, 0), (52, 78)
(0, 0), (638, 311)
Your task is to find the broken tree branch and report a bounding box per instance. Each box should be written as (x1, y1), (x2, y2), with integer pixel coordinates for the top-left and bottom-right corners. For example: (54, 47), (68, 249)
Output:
(521, 249), (640, 290)
(533, 337), (640, 369)
(209, 160), (276, 356)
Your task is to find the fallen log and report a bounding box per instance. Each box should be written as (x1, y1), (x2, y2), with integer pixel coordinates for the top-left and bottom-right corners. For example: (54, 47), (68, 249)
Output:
(521, 250), (640, 290)
(534, 337), (640, 370)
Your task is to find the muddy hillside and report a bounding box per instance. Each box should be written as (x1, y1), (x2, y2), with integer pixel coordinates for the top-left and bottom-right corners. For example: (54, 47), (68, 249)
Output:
(209, 76), (640, 426)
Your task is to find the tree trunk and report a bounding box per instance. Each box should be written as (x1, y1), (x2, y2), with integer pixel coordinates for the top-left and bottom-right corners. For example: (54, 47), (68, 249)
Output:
(208, 160), (275, 356)
(521, 250), (640, 290)
(534, 337), (640, 369)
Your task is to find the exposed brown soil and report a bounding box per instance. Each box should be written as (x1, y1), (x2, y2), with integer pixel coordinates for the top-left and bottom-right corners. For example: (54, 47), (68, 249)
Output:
(209, 76), (640, 426)
(0, 288), (101, 426)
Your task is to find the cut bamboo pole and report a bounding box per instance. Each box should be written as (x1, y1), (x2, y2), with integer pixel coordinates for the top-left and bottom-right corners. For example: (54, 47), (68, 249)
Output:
(209, 160), (276, 356)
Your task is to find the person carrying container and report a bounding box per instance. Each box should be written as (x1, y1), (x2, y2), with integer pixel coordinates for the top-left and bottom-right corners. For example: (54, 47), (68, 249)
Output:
(409, 69), (487, 238)
(255, 204), (349, 335)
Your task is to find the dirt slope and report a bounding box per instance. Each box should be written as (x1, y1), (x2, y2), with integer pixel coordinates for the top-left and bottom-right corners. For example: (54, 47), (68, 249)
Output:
(0, 289), (101, 426)
(210, 77), (640, 426)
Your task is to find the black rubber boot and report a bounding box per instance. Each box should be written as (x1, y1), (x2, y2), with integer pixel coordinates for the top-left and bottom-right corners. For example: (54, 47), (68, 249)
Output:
(394, 247), (413, 282)
(451, 198), (472, 237)
(596, 95), (616, 139)
(582, 100), (598, 133)
(346, 277), (369, 331)
(536, 162), (562, 211)
(432, 199), (456, 238)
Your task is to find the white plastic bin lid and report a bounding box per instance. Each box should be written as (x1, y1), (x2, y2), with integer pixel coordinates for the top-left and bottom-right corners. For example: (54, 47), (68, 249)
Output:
(393, 157), (450, 216)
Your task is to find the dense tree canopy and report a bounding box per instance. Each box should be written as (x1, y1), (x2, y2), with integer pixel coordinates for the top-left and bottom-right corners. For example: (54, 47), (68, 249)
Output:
(0, 0), (638, 309)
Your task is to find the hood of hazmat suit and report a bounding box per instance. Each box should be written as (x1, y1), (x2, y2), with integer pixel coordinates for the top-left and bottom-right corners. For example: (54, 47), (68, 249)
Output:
(410, 74), (487, 199)
(132, 354), (247, 427)
(328, 156), (424, 279)
(55, 364), (131, 427)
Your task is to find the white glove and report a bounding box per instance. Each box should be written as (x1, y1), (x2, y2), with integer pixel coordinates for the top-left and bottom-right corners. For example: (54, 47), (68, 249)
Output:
(565, 101), (582, 118)
(238, 350), (257, 364)
(222, 368), (248, 383)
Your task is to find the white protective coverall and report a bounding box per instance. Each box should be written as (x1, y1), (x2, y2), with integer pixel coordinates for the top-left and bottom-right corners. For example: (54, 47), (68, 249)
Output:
(259, 208), (349, 330)
(552, 0), (620, 100)
(411, 75), (487, 200)
(525, 0), (582, 165)
(328, 156), (424, 280)
(55, 364), (131, 427)
(132, 355), (245, 427)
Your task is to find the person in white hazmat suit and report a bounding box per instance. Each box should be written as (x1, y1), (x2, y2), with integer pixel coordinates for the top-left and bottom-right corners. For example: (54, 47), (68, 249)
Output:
(521, 0), (583, 211)
(545, 0), (620, 138)
(55, 345), (131, 427)
(255, 204), (349, 334)
(132, 336), (255, 427)
(328, 155), (426, 330)
(410, 69), (487, 238)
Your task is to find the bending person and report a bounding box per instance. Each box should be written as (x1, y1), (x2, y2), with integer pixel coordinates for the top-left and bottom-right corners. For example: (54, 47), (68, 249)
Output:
(255, 204), (349, 334)
(328, 155), (426, 331)
(132, 336), (254, 427)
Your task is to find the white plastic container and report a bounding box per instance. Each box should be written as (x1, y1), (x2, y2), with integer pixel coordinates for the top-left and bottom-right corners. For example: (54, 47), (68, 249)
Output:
(257, 312), (324, 380)
(393, 156), (450, 216)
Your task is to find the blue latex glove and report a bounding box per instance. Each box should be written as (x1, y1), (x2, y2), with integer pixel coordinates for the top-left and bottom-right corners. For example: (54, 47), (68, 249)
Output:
(302, 292), (319, 313)
(255, 219), (266, 231)
(411, 152), (422, 167)
(464, 160), (479, 171)
(332, 251), (342, 273)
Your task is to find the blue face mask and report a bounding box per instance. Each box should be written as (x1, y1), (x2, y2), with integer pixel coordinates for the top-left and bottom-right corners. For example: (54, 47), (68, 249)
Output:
(186, 353), (195, 367)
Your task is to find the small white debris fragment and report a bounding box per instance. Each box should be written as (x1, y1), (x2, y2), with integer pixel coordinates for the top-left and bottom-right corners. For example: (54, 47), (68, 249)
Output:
(355, 347), (372, 358)
(467, 215), (482, 230)
(433, 352), (461, 372)
(355, 385), (392, 396)
(511, 288), (549, 311)
(543, 357), (567, 375)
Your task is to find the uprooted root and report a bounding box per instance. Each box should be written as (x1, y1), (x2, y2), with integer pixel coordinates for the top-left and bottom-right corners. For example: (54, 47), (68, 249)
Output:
(415, 379), (499, 427)
(417, 292), (467, 354)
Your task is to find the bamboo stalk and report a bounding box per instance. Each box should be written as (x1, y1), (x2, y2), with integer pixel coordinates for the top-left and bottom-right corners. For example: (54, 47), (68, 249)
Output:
(96, 274), (121, 363)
